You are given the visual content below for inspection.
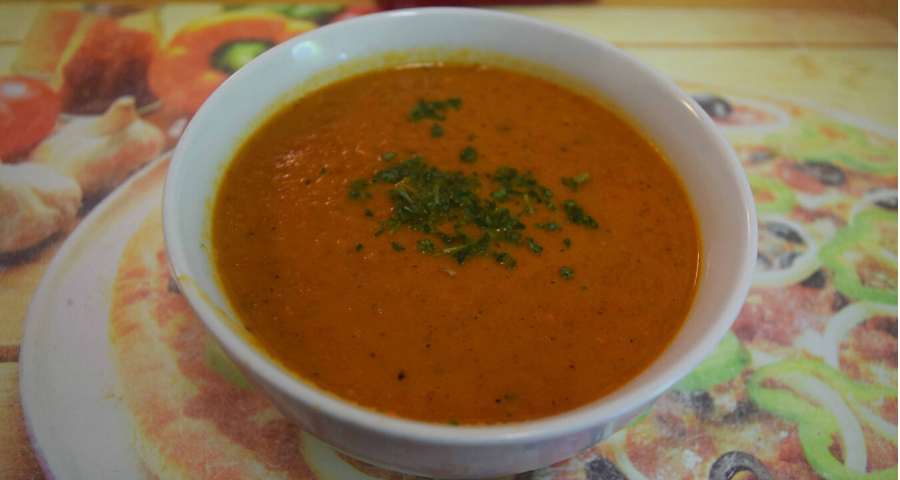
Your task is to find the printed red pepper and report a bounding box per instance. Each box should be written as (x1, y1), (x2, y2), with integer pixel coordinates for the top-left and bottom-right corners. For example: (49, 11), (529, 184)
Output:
(148, 11), (316, 114)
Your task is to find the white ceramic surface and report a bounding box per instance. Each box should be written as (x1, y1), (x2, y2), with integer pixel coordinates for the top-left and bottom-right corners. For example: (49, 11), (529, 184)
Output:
(162, 8), (757, 478)
(19, 156), (170, 479)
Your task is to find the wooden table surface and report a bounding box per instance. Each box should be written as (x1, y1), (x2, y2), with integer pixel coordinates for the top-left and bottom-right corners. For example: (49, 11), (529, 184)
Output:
(0, 3), (895, 479)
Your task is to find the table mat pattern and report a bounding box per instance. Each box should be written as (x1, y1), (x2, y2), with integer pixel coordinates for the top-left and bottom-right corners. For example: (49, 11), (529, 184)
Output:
(0, 3), (896, 479)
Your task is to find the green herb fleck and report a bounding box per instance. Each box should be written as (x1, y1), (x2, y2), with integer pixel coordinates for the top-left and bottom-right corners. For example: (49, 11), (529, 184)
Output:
(348, 179), (372, 200)
(491, 188), (509, 202)
(535, 221), (563, 232)
(490, 167), (556, 211)
(563, 199), (599, 228)
(503, 392), (518, 401)
(380, 152), (396, 161)
(559, 267), (575, 279)
(431, 123), (444, 138)
(444, 233), (491, 265)
(356, 243), (363, 252)
(438, 232), (455, 244)
(409, 98), (461, 122)
(392, 242), (406, 252)
(459, 146), (478, 163)
(319, 167), (327, 174)
(364, 209), (373, 217)
(564, 238), (571, 247)
(582, 286), (588, 290)
(523, 194), (534, 216)
(448, 419), (460, 426)
(417, 238), (435, 252)
(467, 133), (475, 141)
(561, 173), (590, 191)
(526, 237), (543, 255)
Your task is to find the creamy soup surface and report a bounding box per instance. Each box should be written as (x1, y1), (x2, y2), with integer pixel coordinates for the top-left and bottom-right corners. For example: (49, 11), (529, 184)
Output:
(212, 64), (700, 424)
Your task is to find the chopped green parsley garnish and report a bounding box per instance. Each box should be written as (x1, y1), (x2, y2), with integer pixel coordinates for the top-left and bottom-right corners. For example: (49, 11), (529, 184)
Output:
(347, 157), (599, 268)
(319, 167), (327, 174)
(526, 237), (543, 255)
(348, 179), (371, 200)
(348, 99), (602, 272)
(417, 238), (435, 252)
(563, 238), (571, 247)
(448, 419), (460, 426)
(563, 199), (598, 228)
(356, 243), (363, 252)
(559, 267), (574, 279)
(535, 221), (563, 232)
(561, 173), (590, 191)
(490, 167), (556, 212)
(408, 98), (461, 122)
(459, 146), (478, 163)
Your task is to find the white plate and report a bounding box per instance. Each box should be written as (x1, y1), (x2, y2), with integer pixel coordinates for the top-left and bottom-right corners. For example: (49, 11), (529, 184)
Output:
(19, 156), (170, 480)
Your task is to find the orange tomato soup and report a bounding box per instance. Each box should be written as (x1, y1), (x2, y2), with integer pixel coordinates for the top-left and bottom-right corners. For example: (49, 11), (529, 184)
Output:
(212, 64), (700, 424)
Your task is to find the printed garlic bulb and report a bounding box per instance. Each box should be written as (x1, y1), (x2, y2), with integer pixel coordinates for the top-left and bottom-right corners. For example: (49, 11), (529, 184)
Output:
(31, 96), (165, 197)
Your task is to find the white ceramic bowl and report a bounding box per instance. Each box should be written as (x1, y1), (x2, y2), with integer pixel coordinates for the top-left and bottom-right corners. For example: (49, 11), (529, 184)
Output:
(163, 7), (757, 478)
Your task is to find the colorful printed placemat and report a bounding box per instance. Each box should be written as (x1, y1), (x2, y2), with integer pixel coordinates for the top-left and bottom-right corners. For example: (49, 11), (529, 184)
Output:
(1, 3), (896, 479)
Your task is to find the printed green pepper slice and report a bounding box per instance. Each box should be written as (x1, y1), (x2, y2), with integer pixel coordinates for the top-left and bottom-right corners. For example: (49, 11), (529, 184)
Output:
(826, 151), (898, 176)
(746, 360), (897, 480)
(821, 210), (898, 304)
(675, 332), (750, 391)
(748, 176), (796, 215)
(767, 120), (897, 176)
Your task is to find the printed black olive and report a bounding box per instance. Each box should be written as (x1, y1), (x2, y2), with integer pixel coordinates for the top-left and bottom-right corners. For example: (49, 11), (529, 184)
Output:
(672, 389), (714, 417)
(874, 192), (898, 210)
(167, 276), (182, 294)
(793, 160), (845, 186)
(831, 292), (851, 311)
(756, 252), (773, 269)
(800, 269), (827, 289)
(708, 451), (773, 480)
(692, 94), (733, 120)
(777, 250), (802, 269)
(764, 222), (805, 244)
(877, 317), (898, 339)
(585, 457), (628, 480)
(722, 400), (760, 423)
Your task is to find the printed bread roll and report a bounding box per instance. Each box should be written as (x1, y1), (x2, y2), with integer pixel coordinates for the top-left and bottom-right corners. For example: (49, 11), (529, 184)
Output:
(0, 162), (81, 252)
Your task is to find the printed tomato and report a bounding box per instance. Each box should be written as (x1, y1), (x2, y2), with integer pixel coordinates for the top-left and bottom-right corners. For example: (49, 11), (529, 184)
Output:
(0, 76), (60, 159)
